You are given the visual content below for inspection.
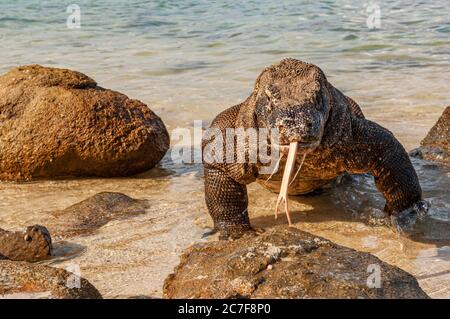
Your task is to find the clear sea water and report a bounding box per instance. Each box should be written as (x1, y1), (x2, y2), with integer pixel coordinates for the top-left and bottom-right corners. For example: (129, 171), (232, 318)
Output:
(1, 0), (449, 135)
(0, 0), (449, 298)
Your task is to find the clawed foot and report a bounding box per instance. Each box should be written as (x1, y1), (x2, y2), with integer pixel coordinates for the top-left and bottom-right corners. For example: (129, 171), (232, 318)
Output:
(391, 200), (430, 235)
(219, 227), (260, 240)
(201, 228), (219, 238)
(205, 225), (261, 240)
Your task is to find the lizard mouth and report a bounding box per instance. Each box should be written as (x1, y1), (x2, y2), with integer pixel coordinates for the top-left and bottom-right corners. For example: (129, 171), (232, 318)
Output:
(276, 141), (319, 154)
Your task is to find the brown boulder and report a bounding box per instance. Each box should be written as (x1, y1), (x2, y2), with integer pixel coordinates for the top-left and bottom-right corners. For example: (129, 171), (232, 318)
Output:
(48, 192), (149, 238)
(410, 106), (449, 165)
(0, 225), (52, 262)
(0, 260), (102, 299)
(0, 64), (169, 180)
(163, 226), (429, 299)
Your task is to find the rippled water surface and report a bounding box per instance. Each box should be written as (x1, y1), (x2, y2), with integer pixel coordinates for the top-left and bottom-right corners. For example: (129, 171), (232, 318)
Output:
(0, 0), (449, 298)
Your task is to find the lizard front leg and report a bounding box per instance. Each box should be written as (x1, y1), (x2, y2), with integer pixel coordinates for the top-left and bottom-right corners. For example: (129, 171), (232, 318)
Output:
(204, 164), (253, 239)
(346, 118), (429, 233)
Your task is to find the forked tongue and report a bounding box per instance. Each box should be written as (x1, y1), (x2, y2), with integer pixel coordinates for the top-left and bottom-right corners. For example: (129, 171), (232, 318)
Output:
(274, 142), (298, 225)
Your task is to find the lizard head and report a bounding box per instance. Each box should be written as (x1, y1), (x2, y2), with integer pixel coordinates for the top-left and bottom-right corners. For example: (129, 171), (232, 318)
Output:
(253, 58), (332, 152)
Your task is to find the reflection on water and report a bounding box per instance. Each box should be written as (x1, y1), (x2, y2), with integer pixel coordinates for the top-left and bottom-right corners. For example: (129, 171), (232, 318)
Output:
(47, 241), (87, 264)
(0, 0), (449, 298)
(331, 158), (450, 233)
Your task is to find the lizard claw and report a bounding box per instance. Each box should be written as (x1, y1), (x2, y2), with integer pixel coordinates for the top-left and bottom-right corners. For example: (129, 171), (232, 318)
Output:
(391, 200), (430, 235)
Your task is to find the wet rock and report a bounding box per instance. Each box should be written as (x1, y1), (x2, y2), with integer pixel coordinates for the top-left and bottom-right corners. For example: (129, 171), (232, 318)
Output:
(48, 192), (149, 238)
(410, 106), (449, 166)
(0, 260), (102, 299)
(0, 64), (169, 181)
(0, 225), (52, 262)
(163, 226), (429, 299)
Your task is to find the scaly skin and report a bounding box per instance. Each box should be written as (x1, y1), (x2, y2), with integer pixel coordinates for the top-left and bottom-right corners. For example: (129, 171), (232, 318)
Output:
(203, 59), (427, 239)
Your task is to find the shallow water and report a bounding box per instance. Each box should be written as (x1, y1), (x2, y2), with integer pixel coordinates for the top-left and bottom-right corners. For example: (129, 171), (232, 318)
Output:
(0, 0), (449, 298)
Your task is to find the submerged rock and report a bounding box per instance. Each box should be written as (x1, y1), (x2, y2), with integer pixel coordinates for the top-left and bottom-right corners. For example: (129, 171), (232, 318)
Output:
(0, 64), (169, 181)
(410, 106), (449, 166)
(0, 225), (52, 262)
(163, 226), (429, 299)
(0, 260), (102, 299)
(48, 192), (149, 238)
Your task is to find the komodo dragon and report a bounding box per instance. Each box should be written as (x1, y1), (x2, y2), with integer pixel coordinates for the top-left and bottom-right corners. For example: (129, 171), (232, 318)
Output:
(202, 58), (428, 239)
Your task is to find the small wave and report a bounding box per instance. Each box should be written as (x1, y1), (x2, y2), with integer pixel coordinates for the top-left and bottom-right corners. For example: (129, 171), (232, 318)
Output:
(0, 17), (40, 24)
(343, 34), (358, 41)
(343, 44), (393, 52)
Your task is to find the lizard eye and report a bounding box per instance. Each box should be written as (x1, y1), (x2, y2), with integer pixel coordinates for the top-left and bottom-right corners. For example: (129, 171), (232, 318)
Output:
(264, 85), (280, 113)
(264, 84), (280, 100)
(266, 101), (273, 113)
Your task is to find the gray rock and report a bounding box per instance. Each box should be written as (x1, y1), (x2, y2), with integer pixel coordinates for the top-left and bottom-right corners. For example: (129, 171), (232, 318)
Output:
(163, 226), (429, 299)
